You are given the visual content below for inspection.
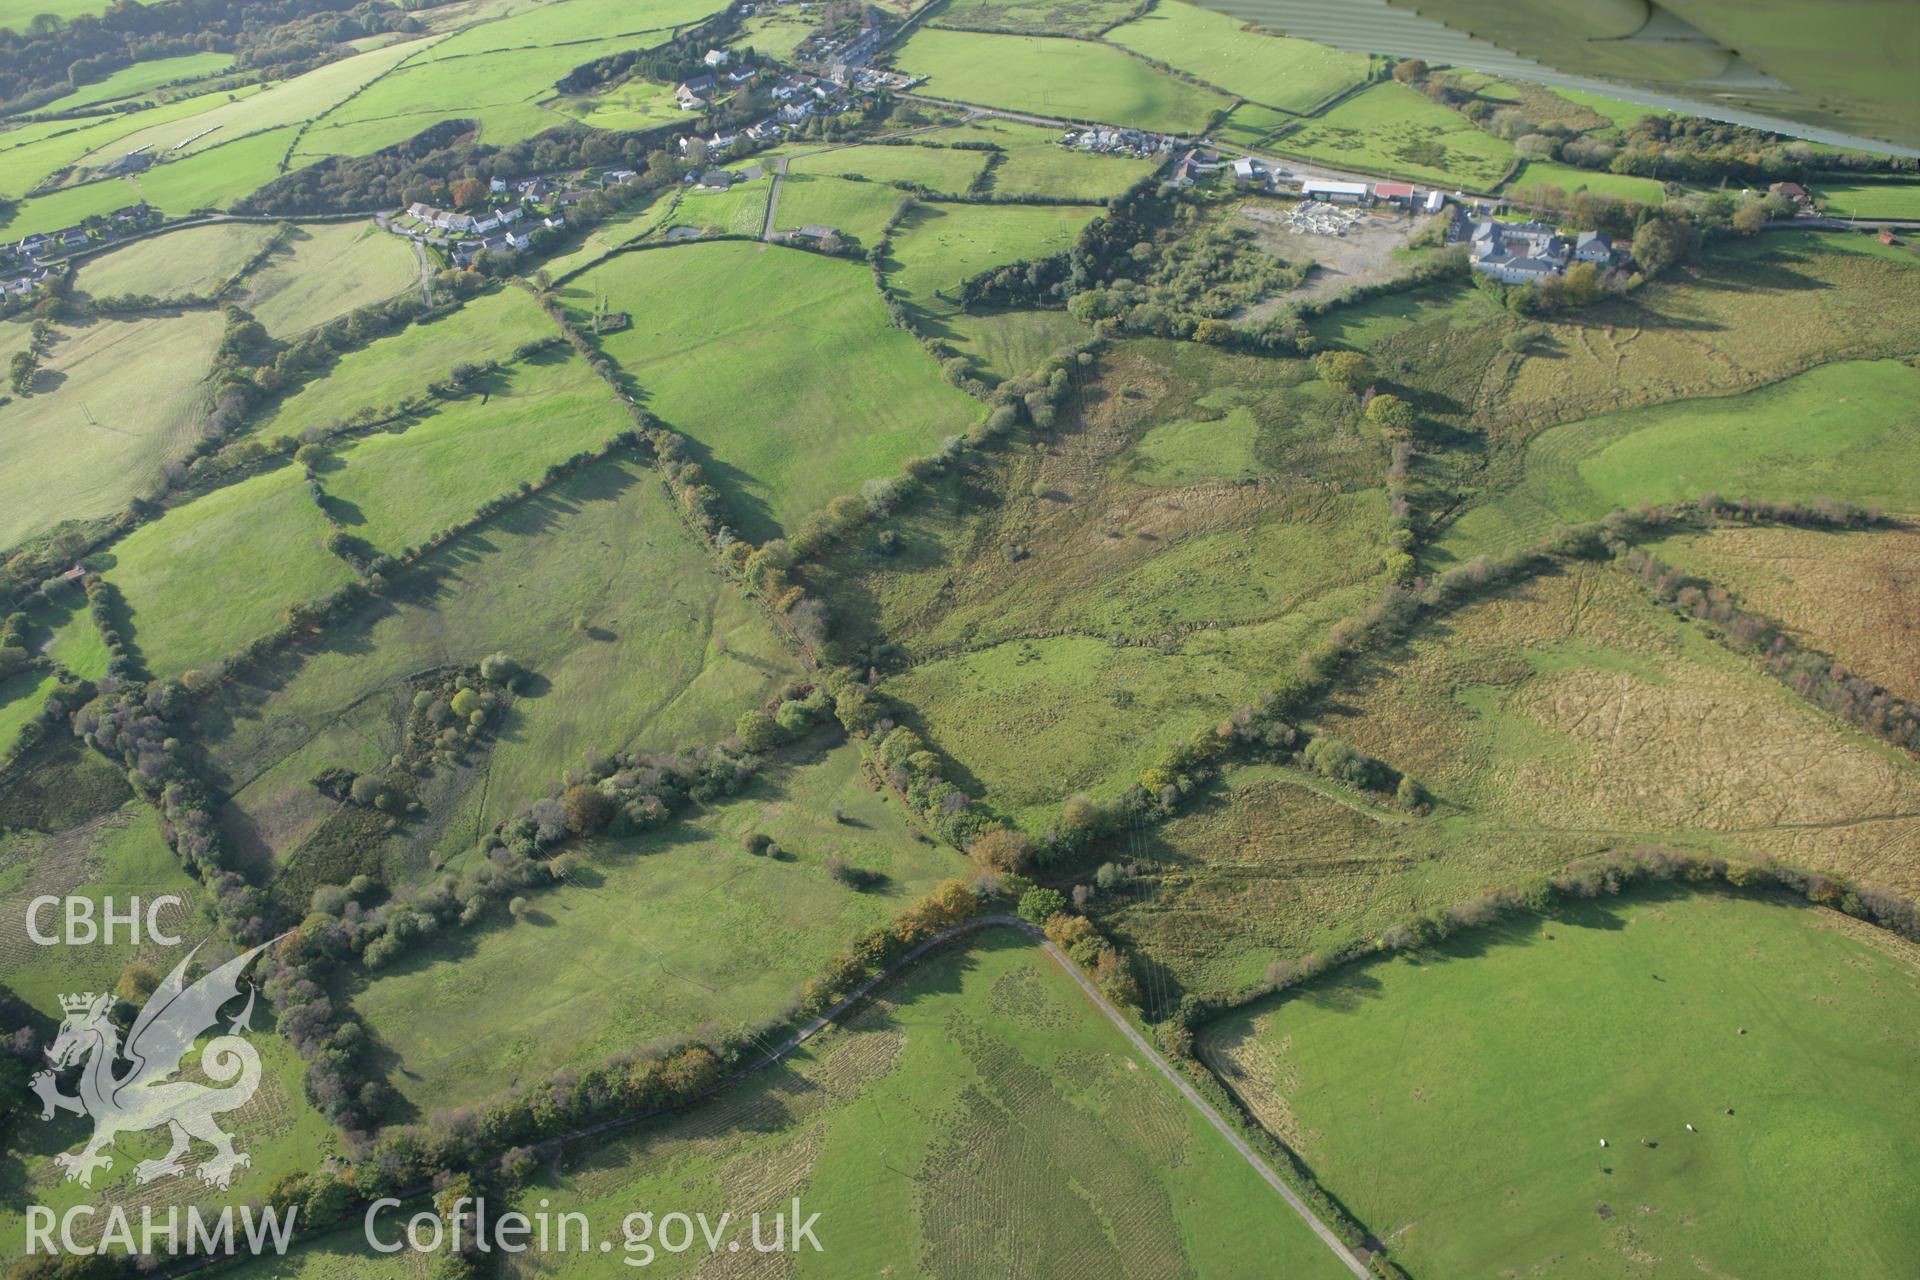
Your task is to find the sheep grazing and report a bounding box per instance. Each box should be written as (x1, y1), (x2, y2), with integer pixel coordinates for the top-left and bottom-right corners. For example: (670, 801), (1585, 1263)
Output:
(1686, 1123), (1696, 1132)
(1598, 1138), (1608, 1148)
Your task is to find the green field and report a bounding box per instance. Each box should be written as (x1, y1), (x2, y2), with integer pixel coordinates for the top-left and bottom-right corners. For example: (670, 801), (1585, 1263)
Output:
(110, 465), (354, 676)
(1271, 80), (1516, 189)
(73, 221), (279, 300)
(235, 220), (421, 336)
(1505, 157), (1669, 203)
(408, 0), (718, 60)
(1438, 358), (1920, 562)
(74, 39), (427, 171)
(6, 123), (296, 238)
(768, 172), (905, 244)
(885, 199), (1096, 316)
(0, 310), (223, 552)
(351, 739), (965, 1115)
(0, 667), (56, 759)
(205, 457), (800, 869)
(788, 140), (991, 192)
(317, 352), (628, 555)
(249, 287), (554, 440)
(0, 84), (266, 201)
(550, 77), (682, 133)
(1108, 4), (1370, 114)
(519, 931), (1357, 1278)
(1815, 181), (1920, 218)
(930, 0), (1143, 37)
(564, 242), (981, 540)
(926, 116), (1157, 199)
(1213, 100), (1294, 146)
(1202, 890), (1920, 1278)
(29, 52), (236, 114)
(944, 305), (1089, 383)
(897, 28), (1232, 133)
(672, 174), (771, 235)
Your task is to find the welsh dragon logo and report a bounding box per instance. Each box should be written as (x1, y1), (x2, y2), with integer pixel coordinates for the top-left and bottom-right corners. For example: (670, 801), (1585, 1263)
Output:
(32, 938), (278, 1190)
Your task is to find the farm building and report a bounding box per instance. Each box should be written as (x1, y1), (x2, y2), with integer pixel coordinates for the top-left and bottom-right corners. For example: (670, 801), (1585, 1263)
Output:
(1300, 179), (1369, 203)
(1373, 181), (1415, 205)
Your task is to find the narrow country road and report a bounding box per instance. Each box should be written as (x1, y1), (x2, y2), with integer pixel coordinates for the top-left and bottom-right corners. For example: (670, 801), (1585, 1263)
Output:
(760, 155), (787, 241)
(409, 237), (433, 306)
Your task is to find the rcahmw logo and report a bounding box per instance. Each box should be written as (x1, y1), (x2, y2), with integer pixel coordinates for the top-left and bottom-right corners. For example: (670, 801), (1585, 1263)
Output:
(25, 936), (292, 1257)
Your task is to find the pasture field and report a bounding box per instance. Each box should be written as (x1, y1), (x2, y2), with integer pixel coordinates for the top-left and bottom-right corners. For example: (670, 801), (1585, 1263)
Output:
(550, 77), (681, 133)
(202, 457), (799, 870)
(407, 0), (716, 60)
(1442, 70), (1615, 133)
(72, 39), (428, 171)
(1553, 84), (1667, 131)
(885, 199), (1095, 316)
(0, 667), (56, 759)
(317, 352), (629, 555)
(29, 52), (236, 114)
(1651, 522), (1920, 700)
(0, 309), (223, 553)
(918, 116), (1158, 199)
(73, 221), (279, 300)
(1312, 564), (1920, 896)
(788, 140), (991, 192)
(1505, 157), (1670, 203)
(1108, 4), (1371, 114)
(351, 739), (965, 1116)
(248, 286), (554, 440)
(44, 604), (110, 682)
(1214, 101), (1293, 146)
(0, 0), (117, 28)
(517, 931), (1357, 1279)
(929, 0), (1142, 37)
(0, 84), (264, 199)
(1437, 358), (1920, 562)
(8, 124), (297, 237)
(1201, 890), (1920, 1279)
(109, 465), (355, 677)
(540, 188), (678, 277)
(1269, 80), (1516, 189)
(1309, 277), (1497, 348)
(293, 37), (639, 160)
(1815, 180), (1920, 218)
(768, 172), (904, 244)
(235, 220), (421, 336)
(896, 28), (1232, 134)
(672, 174), (770, 235)
(730, 10), (817, 60)
(564, 242), (981, 540)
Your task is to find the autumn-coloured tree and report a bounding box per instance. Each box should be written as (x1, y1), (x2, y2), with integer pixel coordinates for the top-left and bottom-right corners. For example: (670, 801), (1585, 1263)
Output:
(968, 827), (1036, 874)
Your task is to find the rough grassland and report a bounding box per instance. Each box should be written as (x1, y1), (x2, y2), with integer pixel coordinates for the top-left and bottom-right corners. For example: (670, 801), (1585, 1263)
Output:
(248, 287), (553, 440)
(896, 28), (1231, 133)
(73, 221), (279, 300)
(352, 740), (966, 1117)
(1653, 523), (1920, 699)
(1107, 5), (1370, 114)
(1314, 565), (1920, 896)
(235, 220), (420, 336)
(565, 242), (981, 541)
(945, 306), (1090, 384)
(0, 310), (223, 552)
(1202, 891), (1920, 1279)
(885, 200), (1096, 317)
(516, 932), (1356, 1279)
(1438, 358), (1920, 562)
(110, 465), (355, 677)
(1102, 765), (1602, 998)
(202, 458), (799, 870)
(1270, 80), (1515, 189)
(317, 351), (629, 555)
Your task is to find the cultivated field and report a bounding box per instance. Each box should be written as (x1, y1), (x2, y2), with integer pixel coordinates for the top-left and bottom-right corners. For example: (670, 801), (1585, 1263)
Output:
(896, 28), (1232, 133)
(1108, 4), (1370, 114)
(0, 309), (223, 551)
(564, 241), (982, 540)
(1202, 890), (1920, 1278)
(1269, 80), (1516, 189)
